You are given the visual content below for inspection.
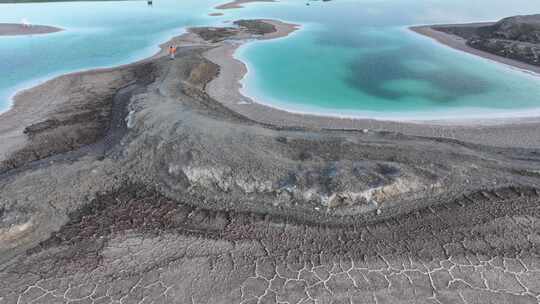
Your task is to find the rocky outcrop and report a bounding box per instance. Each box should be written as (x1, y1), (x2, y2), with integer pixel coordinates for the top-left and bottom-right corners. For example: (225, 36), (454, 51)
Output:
(233, 20), (276, 36)
(480, 15), (540, 43)
(189, 20), (278, 43)
(433, 14), (540, 66)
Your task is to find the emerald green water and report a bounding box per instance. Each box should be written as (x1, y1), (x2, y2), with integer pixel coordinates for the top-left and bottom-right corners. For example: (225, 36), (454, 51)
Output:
(2, 0), (540, 119)
(230, 0), (540, 119)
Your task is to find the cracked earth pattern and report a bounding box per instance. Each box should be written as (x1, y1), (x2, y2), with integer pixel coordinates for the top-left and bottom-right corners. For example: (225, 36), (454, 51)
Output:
(1, 186), (539, 304)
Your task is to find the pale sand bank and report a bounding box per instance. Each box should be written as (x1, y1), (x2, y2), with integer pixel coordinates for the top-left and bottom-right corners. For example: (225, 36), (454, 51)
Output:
(215, 0), (275, 10)
(0, 23), (63, 36)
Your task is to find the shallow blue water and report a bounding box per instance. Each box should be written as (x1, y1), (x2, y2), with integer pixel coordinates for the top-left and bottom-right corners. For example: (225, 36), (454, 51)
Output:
(2, 0), (540, 119)
(0, 0), (223, 110)
(231, 0), (540, 119)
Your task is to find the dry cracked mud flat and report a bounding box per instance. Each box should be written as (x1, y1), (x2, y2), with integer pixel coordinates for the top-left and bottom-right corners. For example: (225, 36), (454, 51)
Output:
(1, 20), (540, 304)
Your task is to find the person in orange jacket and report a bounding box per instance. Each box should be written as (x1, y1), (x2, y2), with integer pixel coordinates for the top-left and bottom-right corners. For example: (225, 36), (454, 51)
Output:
(169, 45), (177, 60)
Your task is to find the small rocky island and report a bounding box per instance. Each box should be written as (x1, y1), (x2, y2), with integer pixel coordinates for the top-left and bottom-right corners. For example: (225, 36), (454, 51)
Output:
(0, 23), (63, 36)
(412, 14), (540, 71)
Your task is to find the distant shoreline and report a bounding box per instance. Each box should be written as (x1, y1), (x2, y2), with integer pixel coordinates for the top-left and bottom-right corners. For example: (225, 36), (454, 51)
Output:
(410, 24), (540, 76)
(215, 0), (275, 10)
(0, 23), (63, 36)
(0, 0), (131, 3)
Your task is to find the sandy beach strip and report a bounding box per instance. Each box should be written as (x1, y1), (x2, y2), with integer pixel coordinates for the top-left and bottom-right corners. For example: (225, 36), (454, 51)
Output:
(0, 23), (63, 36)
(410, 25), (540, 75)
(215, 0), (275, 10)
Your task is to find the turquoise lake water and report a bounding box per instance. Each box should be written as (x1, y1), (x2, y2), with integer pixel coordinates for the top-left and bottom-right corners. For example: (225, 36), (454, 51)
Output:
(2, 0), (540, 119)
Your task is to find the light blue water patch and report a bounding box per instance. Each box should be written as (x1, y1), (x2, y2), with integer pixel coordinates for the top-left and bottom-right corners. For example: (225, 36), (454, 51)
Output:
(232, 0), (540, 119)
(2, 0), (540, 119)
(0, 0), (225, 110)
(238, 24), (540, 118)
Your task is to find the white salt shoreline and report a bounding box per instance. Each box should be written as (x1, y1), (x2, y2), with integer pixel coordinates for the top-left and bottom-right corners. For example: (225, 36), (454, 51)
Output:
(205, 21), (540, 125)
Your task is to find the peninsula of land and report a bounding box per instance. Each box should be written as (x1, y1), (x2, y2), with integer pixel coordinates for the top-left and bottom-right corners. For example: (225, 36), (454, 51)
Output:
(0, 0), (125, 2)
(0, 23), (62, 36)
(411, 14), (540, 75)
